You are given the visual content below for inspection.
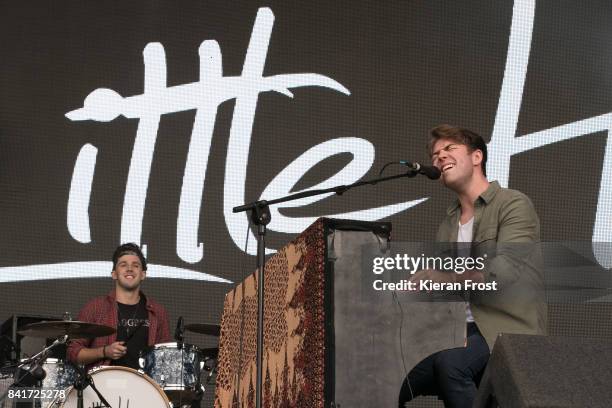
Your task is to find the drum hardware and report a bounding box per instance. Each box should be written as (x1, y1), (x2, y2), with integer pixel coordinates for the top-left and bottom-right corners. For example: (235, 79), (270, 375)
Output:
(0, 334), (69, 407)
(199, 347), (218, 360)
(174, 317), (185, 347)
(197, 347), (218, 387)
(203, 363), (217, 387)
(1, 319), (117, 408)
(8, 319), (220, 407)
(0, 358), (79, 408)
(71, 363), (112, 408)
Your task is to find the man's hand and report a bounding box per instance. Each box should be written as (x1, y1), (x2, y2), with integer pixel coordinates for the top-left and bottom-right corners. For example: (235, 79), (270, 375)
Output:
(104, 341), (127, 360)
(76, 341), (127, 365)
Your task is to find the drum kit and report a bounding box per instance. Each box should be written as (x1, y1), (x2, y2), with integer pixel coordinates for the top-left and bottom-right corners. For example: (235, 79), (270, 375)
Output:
(0, 319), (221, 408)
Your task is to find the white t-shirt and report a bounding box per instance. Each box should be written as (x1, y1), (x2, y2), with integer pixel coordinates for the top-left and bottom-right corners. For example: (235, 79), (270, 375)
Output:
(457, 217), (475, 323)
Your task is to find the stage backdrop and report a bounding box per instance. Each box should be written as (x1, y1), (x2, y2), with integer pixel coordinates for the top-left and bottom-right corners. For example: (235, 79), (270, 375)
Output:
(2, 0), (612, 406)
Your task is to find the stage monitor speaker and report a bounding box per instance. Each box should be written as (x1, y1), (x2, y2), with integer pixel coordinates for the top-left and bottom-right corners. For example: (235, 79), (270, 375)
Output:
(474, 334), (612, 408)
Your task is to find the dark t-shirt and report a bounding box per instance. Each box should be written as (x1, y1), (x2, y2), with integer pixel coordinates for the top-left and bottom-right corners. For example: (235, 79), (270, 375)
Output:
(112, 297), (149, 370)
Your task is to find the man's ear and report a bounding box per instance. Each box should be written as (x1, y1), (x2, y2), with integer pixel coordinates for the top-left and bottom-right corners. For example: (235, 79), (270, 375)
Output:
(111, 270), (117, 280)
(471, 149), (483, 167)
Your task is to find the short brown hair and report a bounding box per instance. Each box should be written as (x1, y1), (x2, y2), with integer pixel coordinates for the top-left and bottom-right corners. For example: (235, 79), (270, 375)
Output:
(113, 243), (147, 271)
(427, 124), (487, 176)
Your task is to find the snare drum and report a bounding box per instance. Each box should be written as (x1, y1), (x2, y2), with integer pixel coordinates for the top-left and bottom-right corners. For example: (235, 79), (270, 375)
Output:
(142, 342), (202, 404)
(55, 366), (170, 408)
(13, 358), (77, 390)
(40, 358), (77, 392)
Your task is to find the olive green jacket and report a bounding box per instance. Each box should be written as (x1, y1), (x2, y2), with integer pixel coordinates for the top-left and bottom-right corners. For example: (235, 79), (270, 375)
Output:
(436, 181), (547, 349)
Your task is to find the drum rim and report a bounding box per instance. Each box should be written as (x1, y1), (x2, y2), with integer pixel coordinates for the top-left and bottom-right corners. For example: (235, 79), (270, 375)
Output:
(42, 357), (61, 364)
(60, 365), (171, 406)
(149, 342), (201, 351)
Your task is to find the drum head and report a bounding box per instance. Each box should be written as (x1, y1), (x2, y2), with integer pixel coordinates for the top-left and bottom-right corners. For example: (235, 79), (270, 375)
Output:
(57, 366), (170, 408)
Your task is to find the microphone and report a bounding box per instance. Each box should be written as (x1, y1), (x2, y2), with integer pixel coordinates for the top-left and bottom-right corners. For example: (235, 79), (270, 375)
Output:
(30, 361), (47, 382)
(175, 316), (184, 347)
(399, 161), (441, 180)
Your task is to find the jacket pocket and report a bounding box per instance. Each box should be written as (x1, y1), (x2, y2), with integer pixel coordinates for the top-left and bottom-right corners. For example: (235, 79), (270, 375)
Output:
(473, 226), (497, 244)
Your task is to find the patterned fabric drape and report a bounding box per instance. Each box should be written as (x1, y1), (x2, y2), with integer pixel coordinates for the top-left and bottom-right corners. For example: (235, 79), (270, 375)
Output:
(215, 219), (326, 408)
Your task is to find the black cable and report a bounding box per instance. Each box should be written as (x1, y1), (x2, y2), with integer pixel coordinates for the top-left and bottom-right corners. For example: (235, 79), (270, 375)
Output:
(378, 161), (402, 176)
(393, 291), (414, 402)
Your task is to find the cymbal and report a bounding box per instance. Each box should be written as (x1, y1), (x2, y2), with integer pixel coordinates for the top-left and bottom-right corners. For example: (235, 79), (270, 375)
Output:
(18, 321), (116, 339)
(184, 323), (220, 336)
(200, 347), (219, 359)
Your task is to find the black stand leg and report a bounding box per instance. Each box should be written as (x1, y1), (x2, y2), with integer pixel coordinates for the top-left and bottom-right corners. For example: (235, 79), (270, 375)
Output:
(73, 364), (112, 408)
(249, 202), (270, 408)
(77, 388), (84, 408)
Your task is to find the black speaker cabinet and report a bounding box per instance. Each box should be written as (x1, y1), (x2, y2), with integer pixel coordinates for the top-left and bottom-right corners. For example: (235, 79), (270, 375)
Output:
(474, 334), (612, 408)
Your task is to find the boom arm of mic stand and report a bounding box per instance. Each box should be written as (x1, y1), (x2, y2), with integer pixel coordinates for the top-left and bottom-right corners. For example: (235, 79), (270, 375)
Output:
(20, 335), (68, 365)
(232, 169), (418, 214)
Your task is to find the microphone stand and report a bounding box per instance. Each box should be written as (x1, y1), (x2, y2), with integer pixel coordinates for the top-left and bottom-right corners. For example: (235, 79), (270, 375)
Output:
(175, 316), (184, 350)
(233, 169), (420, 408)
(73, 363), (112, 408)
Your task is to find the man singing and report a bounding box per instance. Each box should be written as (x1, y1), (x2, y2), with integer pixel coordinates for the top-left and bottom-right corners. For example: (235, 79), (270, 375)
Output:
(398, 125), (547, 408)
(67, 243), (171, 369)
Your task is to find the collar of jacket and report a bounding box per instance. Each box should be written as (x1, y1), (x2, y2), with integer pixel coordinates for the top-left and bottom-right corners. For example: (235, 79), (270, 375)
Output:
(446, 180), (501, 216)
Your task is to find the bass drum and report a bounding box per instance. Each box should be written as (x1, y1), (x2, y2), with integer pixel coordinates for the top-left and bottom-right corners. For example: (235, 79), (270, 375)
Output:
(56, 366), (170, 408)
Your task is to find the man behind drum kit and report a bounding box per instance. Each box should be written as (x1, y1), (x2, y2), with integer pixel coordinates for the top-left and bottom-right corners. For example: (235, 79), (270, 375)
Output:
(67, 243), (171, 370)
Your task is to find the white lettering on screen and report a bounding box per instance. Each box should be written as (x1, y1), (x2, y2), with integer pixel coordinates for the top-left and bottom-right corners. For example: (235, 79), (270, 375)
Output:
(2, 1), (611, 283)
